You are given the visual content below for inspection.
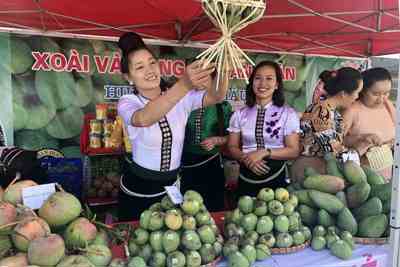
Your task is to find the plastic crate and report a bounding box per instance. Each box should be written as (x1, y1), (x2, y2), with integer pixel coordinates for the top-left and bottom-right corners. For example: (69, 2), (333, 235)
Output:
(82, 155), (122, 205)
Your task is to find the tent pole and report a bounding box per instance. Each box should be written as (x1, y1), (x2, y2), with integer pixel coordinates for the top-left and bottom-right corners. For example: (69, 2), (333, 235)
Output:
(389, 54), (400, 267)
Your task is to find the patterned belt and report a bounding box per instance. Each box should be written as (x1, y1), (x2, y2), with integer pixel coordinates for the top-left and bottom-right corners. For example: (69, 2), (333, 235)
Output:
(120, 174), (181, 199)
(182, 153), (220, 169)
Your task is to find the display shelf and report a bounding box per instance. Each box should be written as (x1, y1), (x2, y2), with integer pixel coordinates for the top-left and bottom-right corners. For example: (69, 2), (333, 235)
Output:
(80, 113), (124, 156)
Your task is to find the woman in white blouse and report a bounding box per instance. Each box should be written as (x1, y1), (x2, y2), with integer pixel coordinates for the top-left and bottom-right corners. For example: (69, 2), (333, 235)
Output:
(227, 61), (300, 197)
(117, 32), (230, 221)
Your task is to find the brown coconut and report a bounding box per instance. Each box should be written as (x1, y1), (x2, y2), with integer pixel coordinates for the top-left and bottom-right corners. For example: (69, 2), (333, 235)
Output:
(64, 217), (97, 249)
(27, 234), (65, 266)
(0, 252), (29, 267)
(38, 191), (82, 228)
(3, 180), (38, 205)
(12, 217), (51, 252)
(0, 201), (17, 229)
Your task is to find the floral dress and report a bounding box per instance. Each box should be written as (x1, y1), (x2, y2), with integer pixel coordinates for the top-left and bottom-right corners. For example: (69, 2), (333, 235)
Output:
(300, 101), (346, 157)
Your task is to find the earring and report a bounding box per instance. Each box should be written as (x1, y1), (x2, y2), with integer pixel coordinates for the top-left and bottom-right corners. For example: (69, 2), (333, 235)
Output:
(129, 80), (133, 85)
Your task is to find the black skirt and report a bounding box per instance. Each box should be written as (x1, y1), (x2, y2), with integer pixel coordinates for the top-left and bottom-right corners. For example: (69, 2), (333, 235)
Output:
(180, 152), (225, 212)
(237, 159), (288, 198)
(118, 158), (179, 222)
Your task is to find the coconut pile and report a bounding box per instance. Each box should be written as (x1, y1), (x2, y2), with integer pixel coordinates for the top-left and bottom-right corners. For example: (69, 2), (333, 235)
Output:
(0, 180), (126, 267)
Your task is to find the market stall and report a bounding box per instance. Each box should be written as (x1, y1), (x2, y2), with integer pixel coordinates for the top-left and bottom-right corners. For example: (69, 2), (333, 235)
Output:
(0, 0), (399, 266)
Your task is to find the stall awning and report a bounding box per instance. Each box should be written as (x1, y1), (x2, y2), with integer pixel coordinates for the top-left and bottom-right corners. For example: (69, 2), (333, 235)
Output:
(0, 0), (399, 57)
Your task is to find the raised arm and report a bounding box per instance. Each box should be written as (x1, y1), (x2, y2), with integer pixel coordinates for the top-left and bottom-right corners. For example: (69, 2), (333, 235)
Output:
(129, 62), (215, 127)
(203, 60), (231, 107)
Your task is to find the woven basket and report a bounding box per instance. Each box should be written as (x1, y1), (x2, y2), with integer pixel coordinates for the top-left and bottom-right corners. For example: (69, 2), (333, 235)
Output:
(366, 144), (393, 171)
(353, 236), (388, 245)
(270, 241), (310, 254)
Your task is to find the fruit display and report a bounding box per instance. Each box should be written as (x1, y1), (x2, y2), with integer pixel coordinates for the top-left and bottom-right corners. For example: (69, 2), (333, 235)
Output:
(223, 187), (311, 267)
(0, 180), (128, 266)
(310, 225), (354, 260)
(127, 190), (223, 267)
(86, 156), (121, 199)
(290, 154), (391, 242)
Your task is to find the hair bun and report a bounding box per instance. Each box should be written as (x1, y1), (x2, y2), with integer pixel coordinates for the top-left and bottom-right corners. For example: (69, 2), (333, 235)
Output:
(118, 32), (146, 54)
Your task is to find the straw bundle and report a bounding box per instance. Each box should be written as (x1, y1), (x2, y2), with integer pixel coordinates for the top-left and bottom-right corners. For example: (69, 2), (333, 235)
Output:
(197, 0), (266, 88)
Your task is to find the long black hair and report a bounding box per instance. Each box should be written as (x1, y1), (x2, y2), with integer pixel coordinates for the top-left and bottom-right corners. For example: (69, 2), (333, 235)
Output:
(245, 60), (285, 107)
(324, 67), (362, 96)
(117, 32), (167, 92)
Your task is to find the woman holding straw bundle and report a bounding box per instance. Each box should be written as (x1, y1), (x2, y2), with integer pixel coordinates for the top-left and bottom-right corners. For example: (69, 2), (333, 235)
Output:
(227, 61), (300, 197)
(117, 32), (230, 221)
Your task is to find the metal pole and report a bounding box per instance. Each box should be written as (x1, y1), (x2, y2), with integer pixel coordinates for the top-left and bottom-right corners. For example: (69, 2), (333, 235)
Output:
(388, 54), (400, 267)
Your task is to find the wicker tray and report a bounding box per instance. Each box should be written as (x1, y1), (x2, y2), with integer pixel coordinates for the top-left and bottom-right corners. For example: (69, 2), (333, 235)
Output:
(270, 241), (310, 254)
(354, 236), (388, 245)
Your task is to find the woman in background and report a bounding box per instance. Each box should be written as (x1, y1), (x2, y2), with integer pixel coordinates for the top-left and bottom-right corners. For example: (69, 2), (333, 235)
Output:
(181, 100), (232, 212)
(343, 67), (395, 181)
(312, 70), (331, 103)
(291, 67), (363, 182)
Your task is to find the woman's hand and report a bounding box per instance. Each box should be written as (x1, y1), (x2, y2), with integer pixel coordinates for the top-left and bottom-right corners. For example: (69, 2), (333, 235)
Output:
(354, 139), (374, 156)
(184, 60), (215, 89)
(246, 150), (268, 162)
(364, 134), (382, 146)
(249, 160), (270, 176)
(241, 153), (270, 176)
(200, 137), (220, 151)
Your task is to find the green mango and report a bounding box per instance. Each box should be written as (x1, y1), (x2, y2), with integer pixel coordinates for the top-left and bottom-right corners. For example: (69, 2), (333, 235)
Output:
(274, 215), (289, 233)
(128, 256), (146, 267)
(149, 252), (166, 267)
(256, 215), (273, 234)
(255, 244), (271, 261)
(228, 251), (250, 267)
(162, 230), (179, 254)
(330, 240), (352, 260)
(311, 236), (326, 251)
(240, 244), (257, 264)
(149, 231), (163, 252)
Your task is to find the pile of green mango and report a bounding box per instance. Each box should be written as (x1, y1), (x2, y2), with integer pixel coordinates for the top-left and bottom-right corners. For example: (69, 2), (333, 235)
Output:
(310, 225), (354, 260)
(290, 153), (391, 259)
(223, 187), (311, 267)
(127, 190), (223, 267)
